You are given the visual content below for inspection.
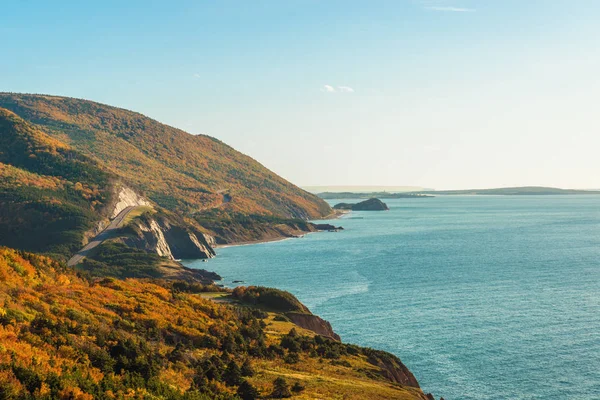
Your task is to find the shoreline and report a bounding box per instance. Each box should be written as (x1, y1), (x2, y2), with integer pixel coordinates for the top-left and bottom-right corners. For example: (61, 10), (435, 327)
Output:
(215, 235), (296, 249)
(214, 209), (349, 249)
(215, 231), (321, 249)
(320, 209), (350, 219)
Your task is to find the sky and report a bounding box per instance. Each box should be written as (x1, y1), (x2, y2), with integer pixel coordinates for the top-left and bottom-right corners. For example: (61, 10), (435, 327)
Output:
(2, 0), (599, 189)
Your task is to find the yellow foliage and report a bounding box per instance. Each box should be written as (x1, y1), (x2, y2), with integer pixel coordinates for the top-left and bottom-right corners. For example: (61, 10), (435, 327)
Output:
(0, 247), (428, 399)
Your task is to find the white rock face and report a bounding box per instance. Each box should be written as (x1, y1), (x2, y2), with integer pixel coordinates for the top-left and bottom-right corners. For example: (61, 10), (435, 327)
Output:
(112, 186), (151, 218)
(133, 218), (174, 259)
(202, 233), (217, 249)
(189, 232), (215, 258)
(148, 219), (174, 259)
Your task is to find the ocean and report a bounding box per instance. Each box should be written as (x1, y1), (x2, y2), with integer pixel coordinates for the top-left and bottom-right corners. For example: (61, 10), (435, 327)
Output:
(184, 196), (600, 399)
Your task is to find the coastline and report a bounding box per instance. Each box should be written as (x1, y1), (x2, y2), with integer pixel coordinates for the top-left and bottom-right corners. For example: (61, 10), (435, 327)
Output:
(214, 209), (349, 249)
(215, 235), (299, 249)
(320, 209), (351, 219)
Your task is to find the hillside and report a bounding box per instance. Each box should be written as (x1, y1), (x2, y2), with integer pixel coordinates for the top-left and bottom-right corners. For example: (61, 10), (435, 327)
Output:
(0, 247), (431, 400)
(0, 93), (338, 268)
(0, 108), (114, 258)
(0, 93), (331, 220)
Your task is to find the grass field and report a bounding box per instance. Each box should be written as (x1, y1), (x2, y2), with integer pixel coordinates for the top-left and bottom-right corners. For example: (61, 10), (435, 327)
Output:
(121, 205), (155, 227)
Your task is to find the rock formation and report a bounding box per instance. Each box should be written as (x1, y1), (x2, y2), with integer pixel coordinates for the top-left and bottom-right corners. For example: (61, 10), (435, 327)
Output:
(285, 312), (341, 341)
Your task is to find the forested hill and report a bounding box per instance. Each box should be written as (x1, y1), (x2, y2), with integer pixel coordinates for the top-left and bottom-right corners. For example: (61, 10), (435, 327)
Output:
(0, 93), (331, 219)
(0, 107), (115, 257)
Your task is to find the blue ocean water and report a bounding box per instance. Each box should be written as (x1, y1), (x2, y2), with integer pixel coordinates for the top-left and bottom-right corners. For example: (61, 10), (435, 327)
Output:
(184, 196), (600, 399)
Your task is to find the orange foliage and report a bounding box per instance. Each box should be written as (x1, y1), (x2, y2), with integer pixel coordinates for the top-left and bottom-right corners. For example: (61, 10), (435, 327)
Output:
(0, 94), (331, 219)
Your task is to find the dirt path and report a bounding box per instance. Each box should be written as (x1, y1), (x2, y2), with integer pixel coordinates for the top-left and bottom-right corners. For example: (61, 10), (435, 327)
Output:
(67, 206), (136, 267)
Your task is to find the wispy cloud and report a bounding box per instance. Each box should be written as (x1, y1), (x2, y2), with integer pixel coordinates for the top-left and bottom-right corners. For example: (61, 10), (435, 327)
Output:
(426, 6), (475, 12)
(193, 73), (201, 79)
(321, 84), (355, 93)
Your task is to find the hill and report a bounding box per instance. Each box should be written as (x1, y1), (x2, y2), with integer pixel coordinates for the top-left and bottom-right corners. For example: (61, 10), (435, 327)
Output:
(319, 192), (433, 199)
(0, 107), (223, 281)
(0, 93), (338, 269)
(0, 93), (331, 220)
(0, 108), (115, 258)
(0, 247), (431, 400)
(418, 186), (600, 196)
(334, 198), (390, 211)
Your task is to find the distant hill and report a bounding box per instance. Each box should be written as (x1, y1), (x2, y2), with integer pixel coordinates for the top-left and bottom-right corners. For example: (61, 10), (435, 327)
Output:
(319, 192), (433, 199)
(334, 198), (390, 211)
(305, 185), (425, 193)
(0, 93), (331, 219)
(417, 186), (600, 196)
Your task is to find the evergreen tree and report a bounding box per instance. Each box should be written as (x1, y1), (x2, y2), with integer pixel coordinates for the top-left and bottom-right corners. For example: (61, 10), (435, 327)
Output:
(241, 359), (255, 377)
(237, 380), (260, 400)
(271, 377), (291, 398)
(291, 381), (305, 393)
(223, 360), (242, 386)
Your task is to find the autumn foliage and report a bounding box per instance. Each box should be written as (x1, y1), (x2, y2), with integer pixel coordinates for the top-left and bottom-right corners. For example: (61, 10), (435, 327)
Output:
(0, 93), (331, 219)
(0, 247), (427, 400)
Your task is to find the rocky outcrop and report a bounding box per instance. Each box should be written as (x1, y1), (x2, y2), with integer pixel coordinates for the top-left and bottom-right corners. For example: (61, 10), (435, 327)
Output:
(202, 233), (217, 248)
(363, 348), (421, 388)
(334, 198), (389, 211)
(122, 214), (215, 260)
(312, 223), (344, 232)
(285, 312), (341, 341)
(162, 223), (216, 259)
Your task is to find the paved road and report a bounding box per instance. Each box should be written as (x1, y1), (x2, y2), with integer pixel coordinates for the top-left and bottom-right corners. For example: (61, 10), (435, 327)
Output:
(67, 206), (136, 267)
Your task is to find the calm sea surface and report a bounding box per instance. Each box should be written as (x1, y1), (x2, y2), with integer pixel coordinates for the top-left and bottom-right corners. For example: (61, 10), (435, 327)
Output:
(185, 196), (600, 399)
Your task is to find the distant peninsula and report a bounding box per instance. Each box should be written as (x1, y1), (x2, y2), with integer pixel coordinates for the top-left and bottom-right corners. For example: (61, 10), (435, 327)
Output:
(320, 192), (434, 200)
(415, 186), (600, 196)
(334, 198), (390, 211)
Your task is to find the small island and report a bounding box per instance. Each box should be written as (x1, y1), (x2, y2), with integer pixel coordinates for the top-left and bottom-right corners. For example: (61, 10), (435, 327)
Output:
(333, 198), (389, 211)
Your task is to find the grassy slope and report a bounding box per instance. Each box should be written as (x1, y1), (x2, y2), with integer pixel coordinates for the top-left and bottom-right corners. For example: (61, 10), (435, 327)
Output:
(0, 108), (114, 259)
(0, 247), (427, 400)
(0, 93), (331, 220)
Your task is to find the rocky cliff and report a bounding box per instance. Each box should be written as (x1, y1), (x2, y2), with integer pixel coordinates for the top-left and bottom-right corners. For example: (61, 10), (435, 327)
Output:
(119, 212), (215, 260)
(286, 312), (341, 341)
(111, 185), (151, 218)
(364, 349), (421, 388)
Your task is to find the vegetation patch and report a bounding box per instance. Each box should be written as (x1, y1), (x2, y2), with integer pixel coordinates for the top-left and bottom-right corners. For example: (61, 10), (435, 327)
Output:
(0, 108), (113, 259)
(0, 247), (426, 400)
(77, 241), (168, 279)
(232, 286), (311, 314)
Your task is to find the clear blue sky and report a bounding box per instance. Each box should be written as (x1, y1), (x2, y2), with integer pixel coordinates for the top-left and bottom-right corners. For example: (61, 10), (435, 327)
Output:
(2, 0), (599, 189)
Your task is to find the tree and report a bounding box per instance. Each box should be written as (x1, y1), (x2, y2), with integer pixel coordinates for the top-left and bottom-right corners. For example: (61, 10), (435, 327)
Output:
(241, 359), (254, 377)
(237, 380), (259, 400)
(271, 377), (291, 398)
(223, 360), (242, 386)
(291, 381), (305, 393)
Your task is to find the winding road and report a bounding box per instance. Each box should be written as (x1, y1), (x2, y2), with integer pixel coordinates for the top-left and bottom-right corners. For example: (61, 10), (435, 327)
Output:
(67, 206), (136, 267)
